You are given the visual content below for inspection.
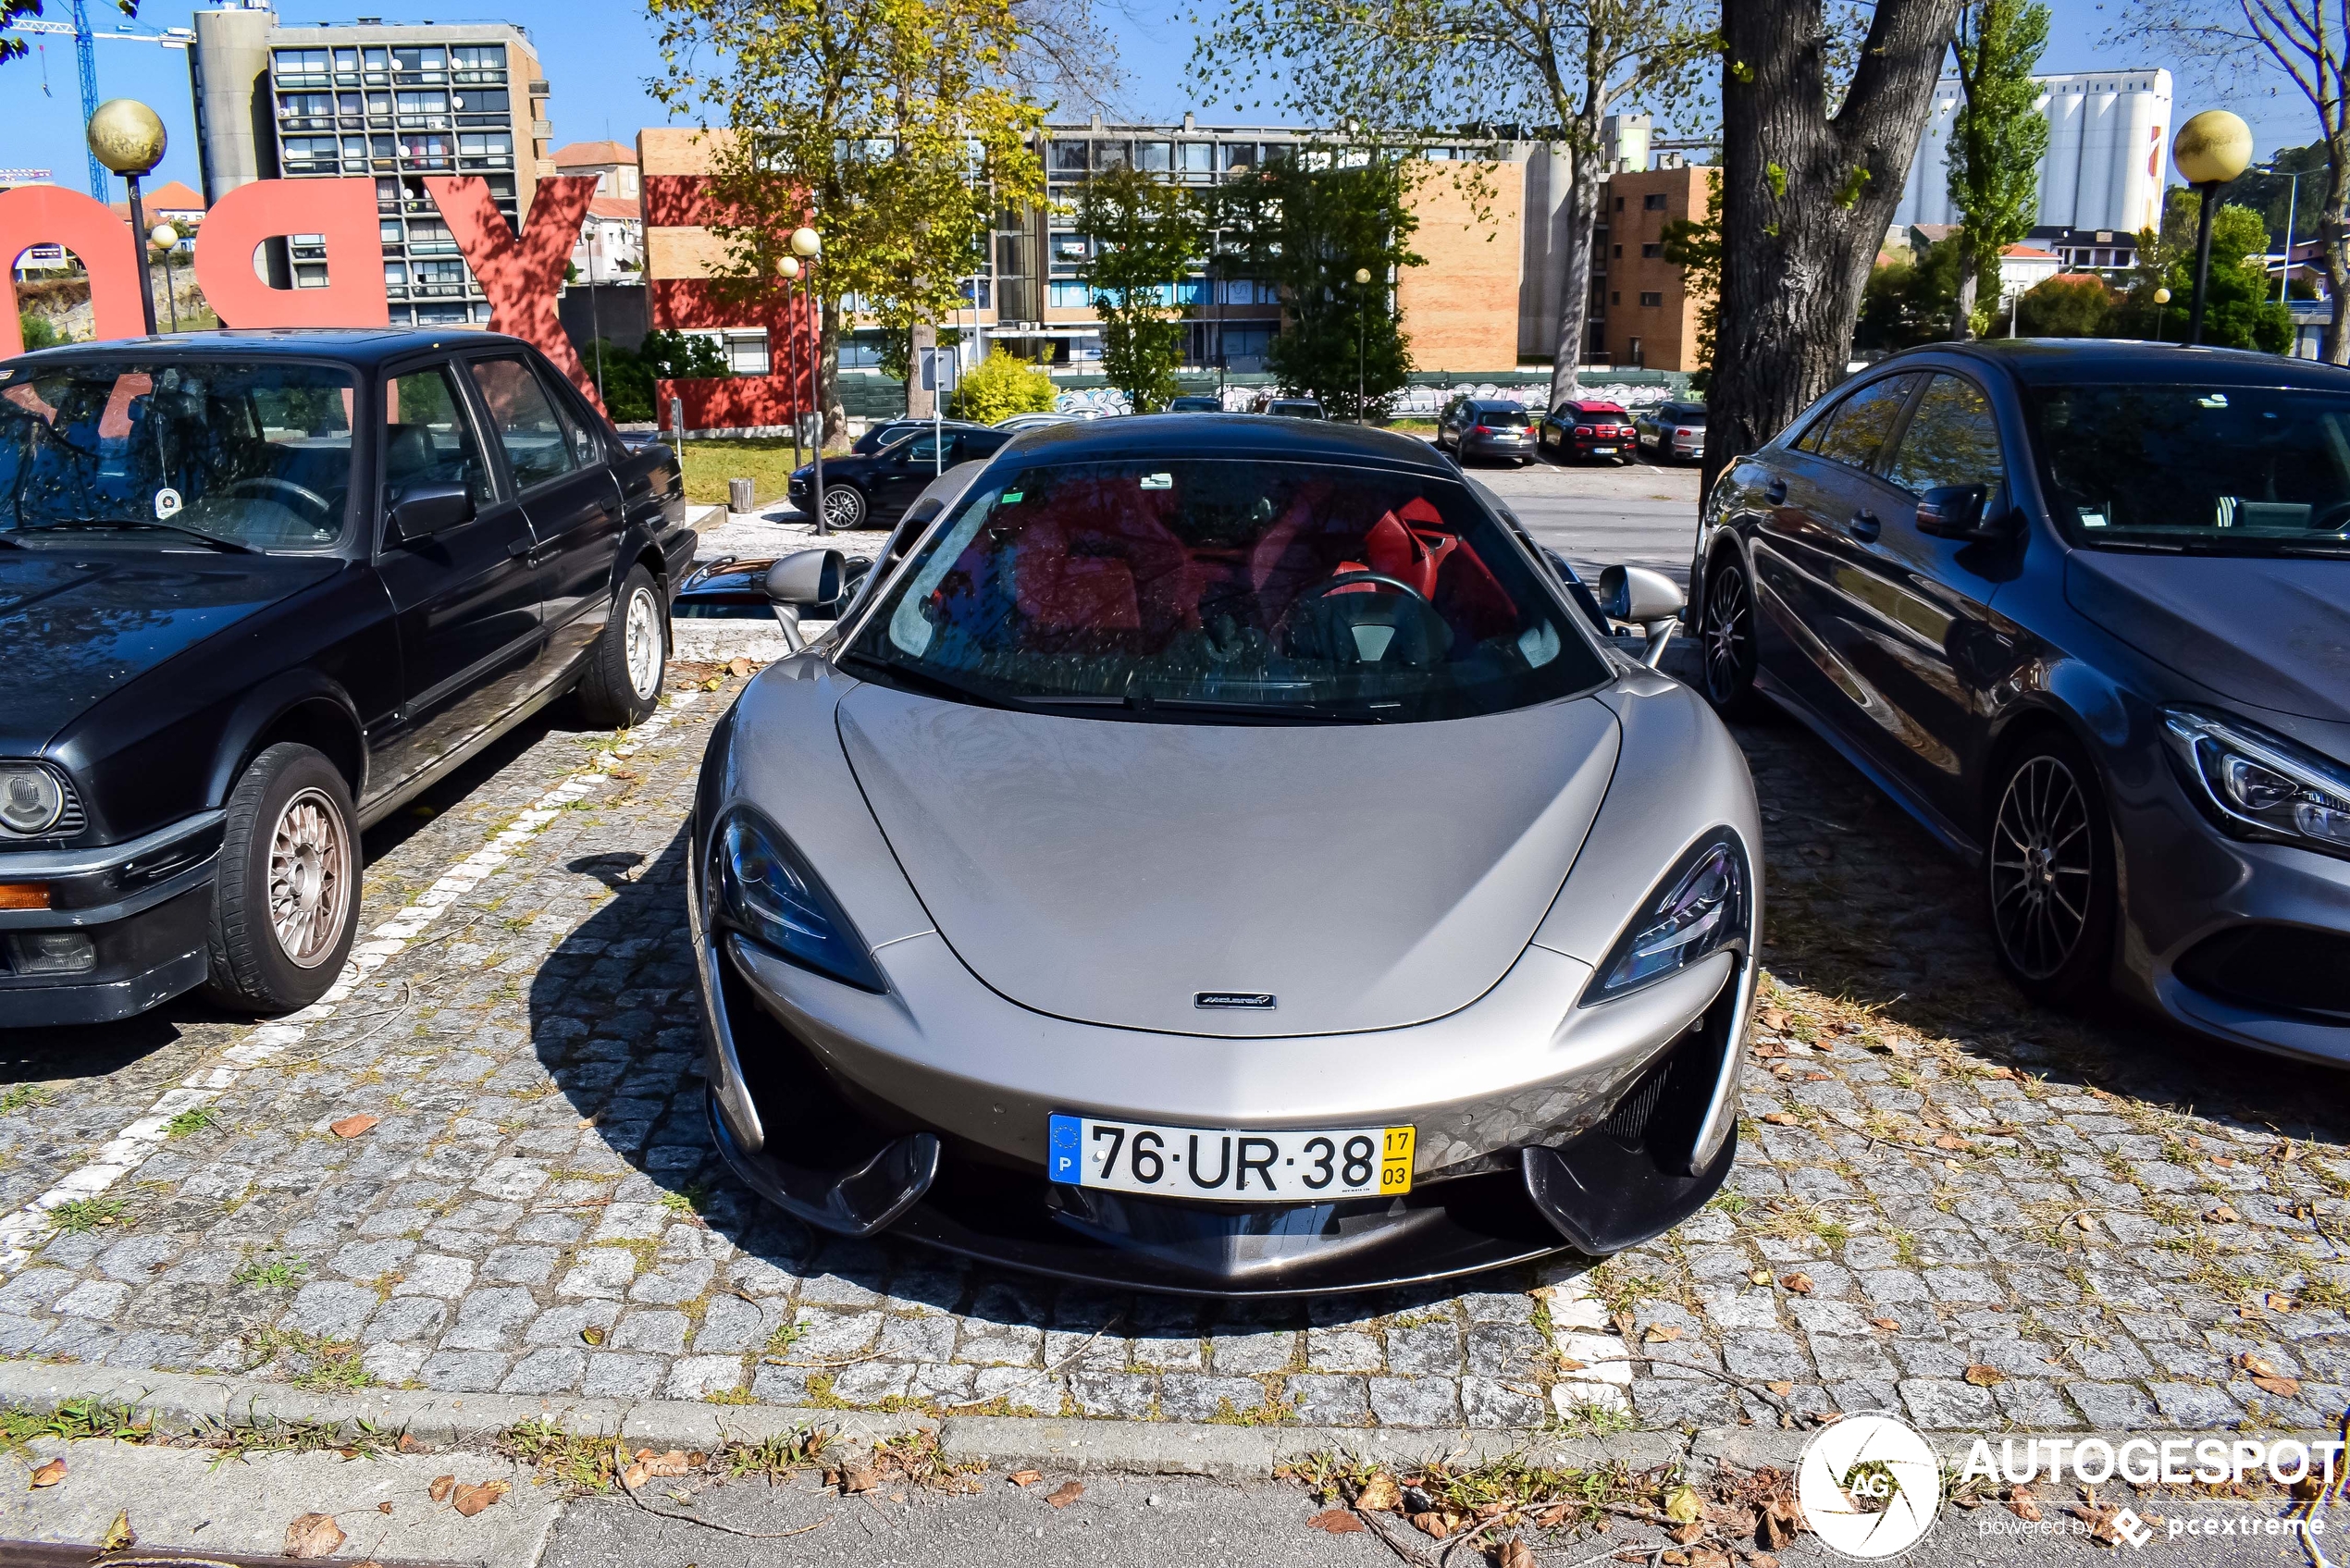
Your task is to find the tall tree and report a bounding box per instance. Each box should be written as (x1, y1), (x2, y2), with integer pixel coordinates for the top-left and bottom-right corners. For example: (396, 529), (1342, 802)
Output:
(1945, 0), (2051, 338)
(1188, 0), (1714, 407)
(1079, 167), (1206, 414)
(1215, 153), (1423, 418)
(648, 0), (1057, 442)
(1708, 0), (1965, 493)
(2114, 0), (2350, 360)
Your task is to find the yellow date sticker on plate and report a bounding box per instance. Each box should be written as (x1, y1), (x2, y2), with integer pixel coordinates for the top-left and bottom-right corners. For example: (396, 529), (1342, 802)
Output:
(1380, 1126), (1416, 1194)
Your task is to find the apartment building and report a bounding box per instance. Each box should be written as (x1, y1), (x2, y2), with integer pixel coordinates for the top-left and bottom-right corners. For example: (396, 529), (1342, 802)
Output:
(1595, 164), (1715, 373)
(552, 142), (644, 279)
(188, 3), (550, 326)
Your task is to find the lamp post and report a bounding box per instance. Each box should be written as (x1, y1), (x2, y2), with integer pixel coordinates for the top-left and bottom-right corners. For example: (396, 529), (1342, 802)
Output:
(2172, 110), (2254, 345)
(1353, 266), (1372, 425)
(87, 99), (167, 338)
(2152, 285), (2172, 342)
(778, 253), (803, 472)
(149, 223), (180, 332)
(790, 226), (826, 535)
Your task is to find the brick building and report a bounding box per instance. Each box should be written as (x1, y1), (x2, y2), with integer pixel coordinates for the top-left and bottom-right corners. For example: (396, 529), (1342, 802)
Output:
(1594, 163), (1716, 373)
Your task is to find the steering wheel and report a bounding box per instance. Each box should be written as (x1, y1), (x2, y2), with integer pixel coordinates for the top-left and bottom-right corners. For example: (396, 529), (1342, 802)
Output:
(1287, 571), (1453, 663)
(225, 475), (335, 524)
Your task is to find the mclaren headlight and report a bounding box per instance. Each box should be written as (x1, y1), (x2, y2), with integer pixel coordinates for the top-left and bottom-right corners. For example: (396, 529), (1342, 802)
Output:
(709, 809), (886, 992)
(0, 764), (65, 836)
(2163, 708), (2350, 862)
(1585, 830), (1750, 1004)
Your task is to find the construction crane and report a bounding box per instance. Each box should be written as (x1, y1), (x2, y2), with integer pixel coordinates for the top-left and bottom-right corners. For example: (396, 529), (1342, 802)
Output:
(0, 6), (192, 196)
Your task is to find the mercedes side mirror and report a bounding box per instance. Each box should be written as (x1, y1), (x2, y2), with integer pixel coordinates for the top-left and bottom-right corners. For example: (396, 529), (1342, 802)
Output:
(765, 549), (845, 609)
(388, 482), (473, 542)
(1915, 483), (2000, 539)
(1598, 564), (1686, 670)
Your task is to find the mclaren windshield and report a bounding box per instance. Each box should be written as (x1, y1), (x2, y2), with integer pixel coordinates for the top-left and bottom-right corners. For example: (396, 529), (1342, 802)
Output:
(0, 359), (355, 552)
(846, 457), (1607, 722)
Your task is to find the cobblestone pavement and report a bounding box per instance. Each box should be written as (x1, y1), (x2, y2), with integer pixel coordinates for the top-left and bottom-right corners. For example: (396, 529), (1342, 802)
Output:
(2, 637), (2348, 1438)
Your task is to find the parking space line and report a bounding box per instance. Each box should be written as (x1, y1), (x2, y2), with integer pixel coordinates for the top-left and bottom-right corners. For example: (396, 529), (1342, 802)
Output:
(0, 691), (708, 1277)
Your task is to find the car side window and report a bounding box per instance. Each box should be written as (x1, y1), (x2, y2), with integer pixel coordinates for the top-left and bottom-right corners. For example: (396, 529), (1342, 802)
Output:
(1797, 375), (1920, 471)
(1885, 374), (2004, 495)
(467, 356), (581, 491)
(384, 364), (494, 509)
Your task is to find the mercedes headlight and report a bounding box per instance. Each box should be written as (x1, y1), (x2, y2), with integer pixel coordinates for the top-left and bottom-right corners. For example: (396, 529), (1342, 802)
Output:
(1585, 830), (1750, 1004)
(709, 809), (885, 991)
(2163, 708), (2350, 861)
(0, 764), (65, 836)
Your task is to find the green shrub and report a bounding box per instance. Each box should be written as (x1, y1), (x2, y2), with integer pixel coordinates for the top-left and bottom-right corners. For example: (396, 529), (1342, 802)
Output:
(18, 314), (63, 351)
(2015, 273), (2113, 337)
(950, 350), (1058, 424)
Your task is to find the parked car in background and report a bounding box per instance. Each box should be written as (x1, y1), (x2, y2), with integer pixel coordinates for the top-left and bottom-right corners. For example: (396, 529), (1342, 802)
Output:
(852, 417), (988, 457)
(1692, 340), (2350, 1064)
(994, 412), (1083, 432)
(1168, 395), (1225, 413)
(693, 414), (1760, 1292)
(1257, 395), (1325, 419)
(0, 329), (694, 1026)
(1436, 397), (1535, 465)
(789, 425), (1014, 529)
(1636, 401), (1707, 463)
(1540, 400), (1636, 464)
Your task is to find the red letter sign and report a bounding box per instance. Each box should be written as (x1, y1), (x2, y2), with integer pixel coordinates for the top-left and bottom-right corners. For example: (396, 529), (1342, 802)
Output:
(0, 186), (145, 357)
(194, 177), (389, 330)
(427, 175), (602, 412)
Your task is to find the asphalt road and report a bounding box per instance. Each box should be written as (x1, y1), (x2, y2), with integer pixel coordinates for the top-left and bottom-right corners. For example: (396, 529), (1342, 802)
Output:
(1462, 450), (1706, 588)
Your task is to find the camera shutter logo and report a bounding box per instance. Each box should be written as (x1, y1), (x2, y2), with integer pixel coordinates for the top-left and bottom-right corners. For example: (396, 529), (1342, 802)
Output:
(1797, 1412), (1942, 1559)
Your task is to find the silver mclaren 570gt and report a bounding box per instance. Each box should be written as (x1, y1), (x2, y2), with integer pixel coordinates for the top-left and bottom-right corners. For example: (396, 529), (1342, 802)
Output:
(686, 416), (1761, 1295)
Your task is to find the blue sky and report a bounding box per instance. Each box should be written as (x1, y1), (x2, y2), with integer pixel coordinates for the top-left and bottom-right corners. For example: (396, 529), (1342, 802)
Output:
(0, 0), (2315, 204)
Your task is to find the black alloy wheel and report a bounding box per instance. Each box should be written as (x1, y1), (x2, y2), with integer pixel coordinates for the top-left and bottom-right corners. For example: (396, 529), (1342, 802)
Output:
(1985, 735), (2115, 1006)
(1698, 553), (1758, 714)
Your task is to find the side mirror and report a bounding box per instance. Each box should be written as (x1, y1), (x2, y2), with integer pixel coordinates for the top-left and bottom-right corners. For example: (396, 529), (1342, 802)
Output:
(1598, 564), (1686, 625)
(1915, 483), (1999, 539)
(765, 548), (845, 609)
(388, 482), (472, 542)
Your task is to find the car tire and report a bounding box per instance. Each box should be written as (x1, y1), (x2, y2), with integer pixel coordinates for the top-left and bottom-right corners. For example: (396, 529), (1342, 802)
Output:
(1696, 551), (1762, 717)
(820, 485), (869, 530)
(1985, 732), (2117, 1009)
(575, 564), (666, 730)
(201, 742), (360, 1015)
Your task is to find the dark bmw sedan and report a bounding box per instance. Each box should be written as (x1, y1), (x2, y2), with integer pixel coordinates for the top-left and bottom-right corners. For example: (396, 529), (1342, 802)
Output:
(0, 330), (695, 1026)
(1692, 340), (2350, 1062)
(788, 425), (1012, 530)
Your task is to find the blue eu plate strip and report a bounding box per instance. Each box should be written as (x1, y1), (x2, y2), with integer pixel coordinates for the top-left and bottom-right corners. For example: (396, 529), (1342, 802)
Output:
(1047, 1114), (1081, 1185)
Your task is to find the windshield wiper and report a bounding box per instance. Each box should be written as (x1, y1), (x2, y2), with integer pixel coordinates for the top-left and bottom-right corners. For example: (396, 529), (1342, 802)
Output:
(1120, 693), (1379, 722)
(41, 519), (262, 555)
(836, 651), (1066, 714)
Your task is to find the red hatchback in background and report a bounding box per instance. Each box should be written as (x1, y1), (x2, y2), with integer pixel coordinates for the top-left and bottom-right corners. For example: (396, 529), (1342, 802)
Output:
(1539, 400), (1637, 464)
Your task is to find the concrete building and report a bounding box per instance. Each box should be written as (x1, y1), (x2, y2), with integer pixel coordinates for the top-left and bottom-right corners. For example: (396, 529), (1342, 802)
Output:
(187, 3), (550, 325)
(1595, 164), (1715, 372)
(550, 143), (643, 280)
(1896, 69), (2172, 237)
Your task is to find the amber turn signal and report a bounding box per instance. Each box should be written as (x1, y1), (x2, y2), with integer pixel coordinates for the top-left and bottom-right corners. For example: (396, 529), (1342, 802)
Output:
(0, 883), (51, 911)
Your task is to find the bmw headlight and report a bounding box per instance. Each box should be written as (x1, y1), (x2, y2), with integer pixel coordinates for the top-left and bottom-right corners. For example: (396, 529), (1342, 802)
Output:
(0, 764), (65, 836)
(709, 809), (886, 991)
(1585, 830), (1750, 1004)
(2163, 708), (2350, 861)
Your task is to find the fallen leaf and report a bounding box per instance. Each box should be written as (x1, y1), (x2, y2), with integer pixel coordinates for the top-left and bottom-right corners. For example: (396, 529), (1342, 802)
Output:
(2253, 1373), (2303, 1398)
(29, 1458), (64, 1488)
(1664, 1485), (1703, 1525)
(1410, 1512), (1451, 1538)
(2212, 1155), (2236, 1168)
(329, 1114), (378, 1139)
(1767, 1380), (1794, 1397)
(1498, 1537), (1535, 1568)
(1758, 1498), (1800, 1549)
(1669, 1520), (1706, 1546)
(1762, 1112), (1794, 1127)
(1645, 1324), (1685, 1343)
(1307, 1509), (1365, 1534)
(841, 1468), (881, 1494)
(2240, 1352), (2282, 1378)
(1688, 1549), (1732, 1568)
(1780, 1272), (1814, 1294)
(1356, 1474), (1401, 1512)
(1751, 1557), (1779, 1568)
(1661, 1551), (1689, 1566)
(1870, 1317), (1900, 1331)
(701, 676), (724, 692)
(378, 1501), (393, 1514)
(581, 1326), (606, 1346)
(98, 1511), (132, 1551)
(1964, 1364), (2007, 1387)
(451, 1480), (510, 1517)
(1556, 1356), (1588, 1372)
(2010, 1485), (2042, 1523)
(1535, 1503), (1569, 1527)
(1933, 1134), (1967, 1152)
(1008, 1470), (1042, 1488)
(1046, 1481), (1084, 1509)
(284, 1512), (345, 1559)
(2268, 1292), (2298, 1312)
(642, 1450), (691, 1477)
(428, 1475), (455, 1502)
(1804, 1071), (1832, 1082)
(727, 657), (753, 676)
(1749, 1268), (1773, 1286)
(622, 1463), (649, 1489)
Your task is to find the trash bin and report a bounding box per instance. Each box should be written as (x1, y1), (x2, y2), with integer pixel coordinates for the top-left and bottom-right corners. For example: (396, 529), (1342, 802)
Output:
(728, 478), (755, 513)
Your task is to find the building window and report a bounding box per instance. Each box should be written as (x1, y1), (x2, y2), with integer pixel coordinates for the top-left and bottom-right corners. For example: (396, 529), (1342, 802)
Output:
(1179, 142), (1213, 174)
(1640, 242), (1662, 258)
(1639, 290), (1664, 307)
(1050, 139), (1089, 175)
(1614, 195), (1625, 211)
(1220, 142), (1257, 172)
(1047, 279), (1093, 308)
(1135, 141), (1172, 172)
(1610, 290), (1621, 305)
(1092, 141), (1131, 172)
(724, 331), (771, 376)
(1612, 244), (1622, 258)
(273, 48), (330, 84)
(1626, 336), (1644, 367)
(1642, 193), (1667, 210)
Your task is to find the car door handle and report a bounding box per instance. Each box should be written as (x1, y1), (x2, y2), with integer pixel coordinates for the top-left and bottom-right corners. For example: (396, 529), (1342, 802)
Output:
(1763, 478), (1788, 504)
(1848, 511), (1882, 541)
(507, 537), (535, 559)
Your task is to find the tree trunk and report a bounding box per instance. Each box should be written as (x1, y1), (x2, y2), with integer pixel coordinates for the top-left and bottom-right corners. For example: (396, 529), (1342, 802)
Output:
(2321, 152), (2350, 365)
(1550, 138), (1603, 409)
(821, 295), (846, 449)
(1707, 0), (1964, 500)
(1949, 245), (1977, 340)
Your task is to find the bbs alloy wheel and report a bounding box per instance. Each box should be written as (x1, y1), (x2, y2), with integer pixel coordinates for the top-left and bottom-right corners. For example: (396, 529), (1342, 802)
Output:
(1699, 557), (1756, 712)
(1984, 735), (2115, 1006)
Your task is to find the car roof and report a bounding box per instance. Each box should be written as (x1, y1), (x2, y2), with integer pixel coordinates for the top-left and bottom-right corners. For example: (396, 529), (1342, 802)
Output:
(1897, 338), (2350, 391)
(999, 412), (1451, 471)
(3, 327), (537, 372)
(1563, 400), (1626, 411)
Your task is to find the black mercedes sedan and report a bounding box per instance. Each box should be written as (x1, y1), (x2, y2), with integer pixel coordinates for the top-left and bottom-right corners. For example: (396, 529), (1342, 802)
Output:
(0, 329), (696, 1027)
(788, 425), (1012, 530)
(1691, 340), (2350, 1063)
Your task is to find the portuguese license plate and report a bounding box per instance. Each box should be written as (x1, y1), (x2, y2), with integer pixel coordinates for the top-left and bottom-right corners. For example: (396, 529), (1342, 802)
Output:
(1592, 446), (1617, 454)
(1048, 1115), (1414, 1201)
